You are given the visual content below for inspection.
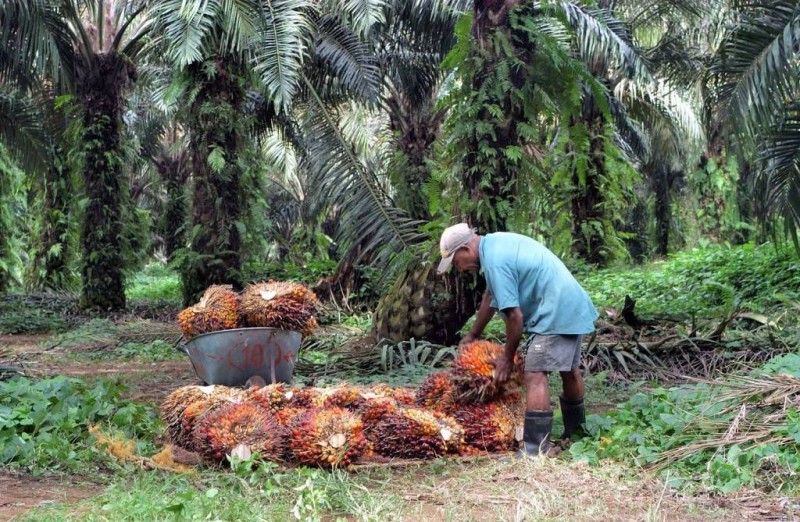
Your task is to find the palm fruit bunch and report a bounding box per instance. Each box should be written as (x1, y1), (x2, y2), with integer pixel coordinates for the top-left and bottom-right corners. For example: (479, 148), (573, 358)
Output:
(451, 340), (523, 403)
(240, 281), (318, 337)
(357, 396), (399, 438)
(373, 408), (455, 459)
(288, 386), (323, 408)
(452, 401), (519, 452)
(193, 402), (286, 463)
(246, 383), (294, 414)
(275, 407), (304, 427)
(161, 386), (244, 449)
(323, 384), (368, 410)
(289, 407), (366, 468)
(432, 412), (465, 454)
(416, 371), (456, 412)
(161, 385), (216, 444)
(177, 285), (241, 339)
(390, 387), (416, 405)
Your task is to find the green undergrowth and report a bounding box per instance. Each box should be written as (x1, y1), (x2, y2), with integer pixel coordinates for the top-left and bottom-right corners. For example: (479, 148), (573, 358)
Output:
(80, 340), (183, 362)
(0, 300), (70, 335)
(0, 376), (160, 473)
(580, 242), (800, 318)
(125, 262), (181, 305)
(569, 353), (800, 494)
(24, 460), (399, 522)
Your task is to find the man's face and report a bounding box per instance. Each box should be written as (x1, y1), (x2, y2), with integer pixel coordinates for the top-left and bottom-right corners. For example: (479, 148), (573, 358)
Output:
(452, 246), (479, 272)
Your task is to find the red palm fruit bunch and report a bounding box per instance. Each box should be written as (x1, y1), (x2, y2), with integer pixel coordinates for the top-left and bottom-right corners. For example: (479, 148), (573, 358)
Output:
(451, 340), (523, 403)
(193, 402), (286, 464)
(357, 396), (399, 439)
(289, 407), (366, 468)
(432, 412), (465, 454)
(288, 386), (323, 408)
(240, 281), (318, 337)
(175, 387), (247, 450)
(415, 372), (456, 412)
(246, 383), (294, 414)
(373, 408), (456, 459)
(390, 387), (416, 405)
(452, 401), (519, 452)
(322, 384), (363, 410)
(160, 385), (215, 444)
(368, 383), (394, 397)
(275, 407), (304, 427)
(177, 285), (241, 339)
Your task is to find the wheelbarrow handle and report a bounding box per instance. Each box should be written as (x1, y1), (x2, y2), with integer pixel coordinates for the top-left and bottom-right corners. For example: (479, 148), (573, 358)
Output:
(175, 343), (189, 355)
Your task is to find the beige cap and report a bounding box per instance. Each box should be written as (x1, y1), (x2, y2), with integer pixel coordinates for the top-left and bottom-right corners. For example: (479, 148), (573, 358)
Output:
(437, 223), (475, 274)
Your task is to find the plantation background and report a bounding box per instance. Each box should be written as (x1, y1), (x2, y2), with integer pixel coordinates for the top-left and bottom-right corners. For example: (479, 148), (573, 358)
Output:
(1, 0), (800, 520)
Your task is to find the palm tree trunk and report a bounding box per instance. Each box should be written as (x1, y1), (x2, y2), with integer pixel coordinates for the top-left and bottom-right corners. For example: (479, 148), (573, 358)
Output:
(570, 106), (607, 264)
(181, 59), (246, 304)
(154, 151), (189, 261)
(76, 52), (132, 310)
(371, 0), (525, 344)
(28, 144), (73, 290)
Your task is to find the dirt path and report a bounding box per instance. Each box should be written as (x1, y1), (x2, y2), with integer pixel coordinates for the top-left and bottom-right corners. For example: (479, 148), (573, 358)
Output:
(0, 472), (101, 522)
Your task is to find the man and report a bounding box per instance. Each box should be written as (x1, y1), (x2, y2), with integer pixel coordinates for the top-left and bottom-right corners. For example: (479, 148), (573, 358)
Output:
(437, 223), (598, 456)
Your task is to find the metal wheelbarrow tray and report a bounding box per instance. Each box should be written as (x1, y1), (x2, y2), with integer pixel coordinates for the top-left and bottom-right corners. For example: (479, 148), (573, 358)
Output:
(177, 327), (302, 386)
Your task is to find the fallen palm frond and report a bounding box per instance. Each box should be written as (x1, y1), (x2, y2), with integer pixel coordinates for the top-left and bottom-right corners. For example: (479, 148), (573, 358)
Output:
(652, 373), (800, 470)
(584, 315), (795, 382)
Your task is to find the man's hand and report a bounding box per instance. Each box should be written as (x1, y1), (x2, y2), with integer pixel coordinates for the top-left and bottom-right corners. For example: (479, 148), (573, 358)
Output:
(459, 332), (478, 348)
(493, 354), (514, 384)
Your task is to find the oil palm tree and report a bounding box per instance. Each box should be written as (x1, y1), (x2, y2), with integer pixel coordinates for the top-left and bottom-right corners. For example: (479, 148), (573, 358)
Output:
(710, 0), (800, 240)
(1, 0), (152, 309)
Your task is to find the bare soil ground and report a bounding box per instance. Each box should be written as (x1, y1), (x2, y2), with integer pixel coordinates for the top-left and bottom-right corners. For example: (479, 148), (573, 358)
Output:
(0, 472), (101, 521)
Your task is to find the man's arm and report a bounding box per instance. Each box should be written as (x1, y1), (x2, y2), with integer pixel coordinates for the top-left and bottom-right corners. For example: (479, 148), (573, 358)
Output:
(460, 290), (496, 346)
(494, 306), (523, 383)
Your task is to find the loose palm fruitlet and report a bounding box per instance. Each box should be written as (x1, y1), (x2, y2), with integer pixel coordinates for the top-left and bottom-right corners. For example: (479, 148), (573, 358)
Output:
(452, 401), (519, 452)
(416, 371), (456, 412)
(289, 407), (366, 468)
(193, 402), (286, 463)
(373, 408), (462, 459)
(451, 340), (523, 403)
(177, 285), (241, 339)
(240, 281), (318, 337)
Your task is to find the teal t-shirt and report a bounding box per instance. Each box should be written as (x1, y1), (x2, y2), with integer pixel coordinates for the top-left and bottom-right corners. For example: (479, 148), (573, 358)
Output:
(479, 232), (598, 334)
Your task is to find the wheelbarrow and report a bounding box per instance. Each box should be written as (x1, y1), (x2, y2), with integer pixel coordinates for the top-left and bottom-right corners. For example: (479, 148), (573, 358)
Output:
(176, 327), (302, 386)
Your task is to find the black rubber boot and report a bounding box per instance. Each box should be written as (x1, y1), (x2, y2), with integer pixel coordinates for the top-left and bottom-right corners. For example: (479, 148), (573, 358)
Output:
(516, 410), (553, 457)
(559, 395), (586, 440)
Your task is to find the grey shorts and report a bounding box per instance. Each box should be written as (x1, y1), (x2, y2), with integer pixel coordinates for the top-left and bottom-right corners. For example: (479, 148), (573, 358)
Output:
(523, 334), (583, 372)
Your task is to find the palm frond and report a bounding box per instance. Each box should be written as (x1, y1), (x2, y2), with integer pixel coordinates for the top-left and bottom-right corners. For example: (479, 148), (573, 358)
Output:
(546, 0), (651, 81)
(312, 14), (382, 103)
(0, 0), (75, 89)
(757, 101), (800, 235)
(301, 77), (426, 272)
(154, 0), (225, 66)
(331, 0), (388, 37)
(252, 0), (314, 110)
(712, 1), (800, 140)
(0, 85), (48, 173)
(377, 0), (467, 104)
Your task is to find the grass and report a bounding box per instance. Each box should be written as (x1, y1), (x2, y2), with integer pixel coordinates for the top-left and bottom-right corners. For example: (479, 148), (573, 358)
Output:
(579, 242), (800, 317)
(20, 455), (735, 521)
(125, 263), (181, 305)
